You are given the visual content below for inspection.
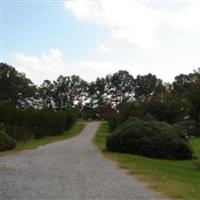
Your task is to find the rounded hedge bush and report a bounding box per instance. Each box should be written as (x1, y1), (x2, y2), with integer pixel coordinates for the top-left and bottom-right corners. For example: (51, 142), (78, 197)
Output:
(0, 130), (16, 151)
(106, 118), (193, 160)
(179, 120), (200, 137)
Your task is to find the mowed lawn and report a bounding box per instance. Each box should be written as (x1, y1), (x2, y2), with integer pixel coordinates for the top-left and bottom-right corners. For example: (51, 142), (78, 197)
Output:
(94, 122), (200, 200)
(0, 122), (85, 156)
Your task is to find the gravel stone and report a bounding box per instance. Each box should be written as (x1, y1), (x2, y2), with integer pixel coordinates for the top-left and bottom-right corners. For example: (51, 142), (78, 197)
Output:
(0, 122), (170, 200)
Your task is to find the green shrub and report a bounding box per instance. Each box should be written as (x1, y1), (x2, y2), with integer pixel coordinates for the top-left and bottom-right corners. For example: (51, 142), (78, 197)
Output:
(179, 120), (200, 137)
(107, 112), (120, 131)
(107, 102), (156, 131)
(0, 105), (79, 141)
(0, 130), (16, 151)
(106, 118), (193, 160)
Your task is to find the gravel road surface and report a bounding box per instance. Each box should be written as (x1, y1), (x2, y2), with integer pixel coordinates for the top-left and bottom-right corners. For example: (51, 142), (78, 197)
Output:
(0, 122), (170, 200)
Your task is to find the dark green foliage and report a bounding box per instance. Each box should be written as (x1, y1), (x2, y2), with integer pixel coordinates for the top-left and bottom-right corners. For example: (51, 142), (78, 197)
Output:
(52, 75), (88, 111)
(177, 121), (200, 137)
(105, 70), (135, 106)
(1, 60), (200, 160)
(107, 102), (155, 131)
(39, 80), (54, 109)
(0, 130), (16, 151)
(0, 63), (36, 107)
(147, 95), (188, 124)
(107, 94), (189, 131)
(0, 104), (79, 141)
(107, 112), (119, 131)
(106, 118), (193, 160)
(172, 70), (200, 128)
(134, 73), (165, 101)
(88, 78), (106, 111)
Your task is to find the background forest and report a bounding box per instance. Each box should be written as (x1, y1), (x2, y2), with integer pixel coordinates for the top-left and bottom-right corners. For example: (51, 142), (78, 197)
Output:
(0, 62), (200, 156)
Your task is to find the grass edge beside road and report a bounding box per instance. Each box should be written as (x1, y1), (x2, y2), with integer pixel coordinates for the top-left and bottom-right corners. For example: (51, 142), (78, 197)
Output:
(0, 122), (86, 157)
(94, 122), (200, 200)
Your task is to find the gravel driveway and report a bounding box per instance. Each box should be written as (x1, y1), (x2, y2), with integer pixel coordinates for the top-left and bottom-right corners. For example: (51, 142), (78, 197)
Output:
(0, 122), (170, 200)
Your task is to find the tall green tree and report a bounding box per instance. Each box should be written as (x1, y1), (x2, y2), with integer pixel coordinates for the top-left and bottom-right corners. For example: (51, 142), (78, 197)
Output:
(88, 77), (106, 108)
(134, 73), (165, 102)
(53, 75), (88, 111)
(105, 70), (135, 106)
(0, 63), (36, 107)
(68, 75), (88, 108)
(172, 70), (200, 122)
(39, 80), (54, 109)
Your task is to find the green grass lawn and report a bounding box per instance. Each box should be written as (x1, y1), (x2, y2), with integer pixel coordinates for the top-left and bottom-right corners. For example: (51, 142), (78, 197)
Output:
(0, 122), (85, 157)
(94, 122), (200, 200)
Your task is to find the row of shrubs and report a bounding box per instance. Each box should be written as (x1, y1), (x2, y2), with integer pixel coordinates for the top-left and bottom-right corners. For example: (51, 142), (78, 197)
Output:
(0, 105), (79, 151)
(0, 129), (16, 151)
(106, 118), (193, 160)
(106, 102), (200, 137)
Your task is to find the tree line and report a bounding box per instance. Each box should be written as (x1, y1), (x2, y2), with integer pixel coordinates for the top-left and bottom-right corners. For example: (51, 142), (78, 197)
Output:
(0, 62), (200, 137)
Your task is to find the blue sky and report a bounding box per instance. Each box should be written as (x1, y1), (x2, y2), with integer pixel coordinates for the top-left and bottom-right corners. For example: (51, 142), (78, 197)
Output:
(3, 1), (108, 60)
(1, 0), (200, 85)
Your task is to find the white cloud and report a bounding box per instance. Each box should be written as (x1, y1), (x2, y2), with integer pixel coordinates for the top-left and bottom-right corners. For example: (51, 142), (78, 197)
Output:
(64, 0), (200, 50)
(10, 1), (200, 85)
(42, 49), (64, 64)
(10, 48), (198, 85)
(168, 2), (200, 31)
(64, 0), (163, 49)
(12, 49), (66, 84)
(98, 44), (110, 52)
(11, 49), (129, 84)
(5, 0), (200, 88)
(12, 53), (39, 66)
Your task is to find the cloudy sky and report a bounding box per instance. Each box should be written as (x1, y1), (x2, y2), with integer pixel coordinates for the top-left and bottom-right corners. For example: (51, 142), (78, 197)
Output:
(1, 0), (200, 85)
